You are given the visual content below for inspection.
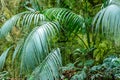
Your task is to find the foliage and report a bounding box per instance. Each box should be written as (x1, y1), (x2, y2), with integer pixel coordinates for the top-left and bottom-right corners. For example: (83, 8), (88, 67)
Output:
(61, 60), (93, 80)
(0, 71), (8, 80)
(93, 40), (114, 63)
(0, 47), (12, 71)
(0, 4), (84, 79)
(0, 0), (120, 80)
(93, 0), (120, 46)
(90, 56), (120, 80)
(20, 22), (61, 73)
(28, 48), (62, 80)
(61, 55), (120, 80)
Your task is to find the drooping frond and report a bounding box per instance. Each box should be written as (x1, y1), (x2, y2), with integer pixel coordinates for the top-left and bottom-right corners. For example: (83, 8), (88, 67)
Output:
(0, 12), (23, 38)
(0, 47), (12, 71)
(93, 4), (120, 43)
(28, 48), (62, 80)
(43, 8), (84, 34)
(20, 22), (60, 73)
(0, 11), (46, 38)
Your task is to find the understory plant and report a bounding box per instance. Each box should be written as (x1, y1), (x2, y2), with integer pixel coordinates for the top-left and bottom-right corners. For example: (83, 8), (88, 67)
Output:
(0, 1), (84, 79)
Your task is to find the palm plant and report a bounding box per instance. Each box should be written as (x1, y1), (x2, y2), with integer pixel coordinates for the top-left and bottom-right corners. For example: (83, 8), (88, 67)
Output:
(0, 0), (120, 79)
(0, 2), (84, 79)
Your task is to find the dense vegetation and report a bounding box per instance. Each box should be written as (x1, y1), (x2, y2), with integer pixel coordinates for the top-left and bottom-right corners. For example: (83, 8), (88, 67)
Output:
(0, 0), (120, 80)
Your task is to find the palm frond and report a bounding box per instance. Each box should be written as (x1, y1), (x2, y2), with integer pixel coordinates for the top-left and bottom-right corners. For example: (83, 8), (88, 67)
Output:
(0, 11), (46, 38)
(93, 4), (120, 42)
(0, 12), (23, 38)
(22, 11), (45, 27)
(0, 47), (12, 71)
(43, 8), (84, 34)
(28, 48), (62, 80)
(20, 22), (60, 73)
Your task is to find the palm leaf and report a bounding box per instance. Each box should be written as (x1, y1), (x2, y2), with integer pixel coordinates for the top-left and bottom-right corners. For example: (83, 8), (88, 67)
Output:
(93, 4), (120, 43)
(28, 48), (62, 80)
(20, 22), (60, 73)
(0, 47), (12, 71)
(0, 12), (23, 38)
(22, 11), (45, 27)
(0, 11), (46, 38)
(43, 8), (84, 34)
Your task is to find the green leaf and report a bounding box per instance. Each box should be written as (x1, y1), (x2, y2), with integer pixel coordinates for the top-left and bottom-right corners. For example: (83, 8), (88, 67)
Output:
(28, 48), (62, 80)
(93, 4), (120, 44)
(20, 22), (61, 73)
(0, 13), (23, 38)
(22, 12), (45, 27)
(84, 59), (94, 66)
(0, 11), (46, 38)
(0, 47), (12, 71)
(71, 67), (86, 80)
(43, 8), (84, 35)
